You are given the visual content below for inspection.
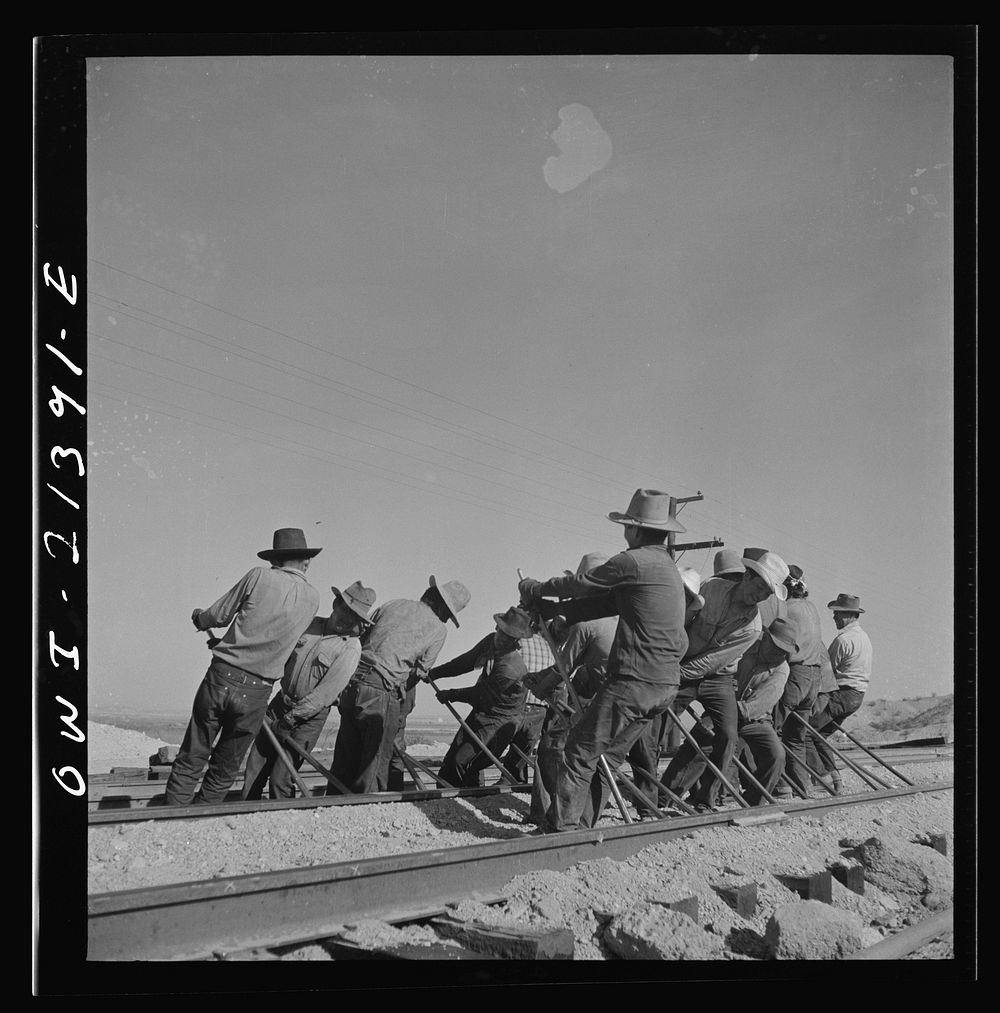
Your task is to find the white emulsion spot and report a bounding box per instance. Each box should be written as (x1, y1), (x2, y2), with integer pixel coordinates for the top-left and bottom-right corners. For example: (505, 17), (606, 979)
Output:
(543, 104), (613, 194)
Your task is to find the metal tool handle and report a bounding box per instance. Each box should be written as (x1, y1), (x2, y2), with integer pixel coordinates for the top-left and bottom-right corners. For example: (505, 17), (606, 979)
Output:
(789, 711), (889, 791)
(427, 677), (520, 786)
(261, 720), (313, 799)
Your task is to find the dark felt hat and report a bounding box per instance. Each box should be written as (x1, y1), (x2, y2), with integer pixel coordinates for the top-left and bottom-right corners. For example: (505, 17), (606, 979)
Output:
(258, 528), (322, 561)
(827, 593), (865, 614)
(493, 606), (534, 640)
(768, 616), (800, 655)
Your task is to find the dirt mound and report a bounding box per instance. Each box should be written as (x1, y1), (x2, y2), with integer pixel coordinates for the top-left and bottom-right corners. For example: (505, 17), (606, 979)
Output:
(844, 695), (953, 743)
(87, 721), (173, 773)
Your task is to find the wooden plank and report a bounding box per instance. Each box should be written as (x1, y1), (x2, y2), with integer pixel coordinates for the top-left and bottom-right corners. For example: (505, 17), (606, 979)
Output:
(778, 871), (833, 904)
(714, 882), (757, 917)
(430, 913), (574, 960)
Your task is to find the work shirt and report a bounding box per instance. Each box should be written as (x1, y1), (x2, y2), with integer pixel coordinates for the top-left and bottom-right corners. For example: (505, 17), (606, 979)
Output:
(756, 594), (824, 668)
(681, 578), (761, 681)
(358, 598), (448, 693)
(734, 641), (790, 724)
(194, 565), (321, 682)
(280, 621), (362, 723)
(784, 598), (825, 667)
(432, 634), (529, 719)
(538, 545), (687, 687)
(818, 645), (838, 694)
(829, 620), (873, 693)
(523, 616), (618, 705)
(518, 632), (554, 706)
(757, 594), (784, 629)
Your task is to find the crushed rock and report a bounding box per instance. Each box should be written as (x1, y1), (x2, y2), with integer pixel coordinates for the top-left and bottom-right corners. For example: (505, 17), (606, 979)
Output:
(605, 904), (724, 960)
(89, 759), (954, 961)
(766, 900), (864, 960)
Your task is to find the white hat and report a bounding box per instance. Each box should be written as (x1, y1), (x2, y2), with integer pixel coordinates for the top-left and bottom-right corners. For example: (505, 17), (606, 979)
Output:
(679, 566), (705, 610)
(741, 550), (790, 601)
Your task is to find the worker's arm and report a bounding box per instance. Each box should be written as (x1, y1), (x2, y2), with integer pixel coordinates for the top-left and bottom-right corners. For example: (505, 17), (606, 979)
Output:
(408, 626), (449, 689)
(738, 666), (789, 722)
(681, 621), (759, 682)
(192, 568), (260, 630)
(287, 640), (362, 723)
(428, 635), (491, 682)
(436, 684), (481, 707)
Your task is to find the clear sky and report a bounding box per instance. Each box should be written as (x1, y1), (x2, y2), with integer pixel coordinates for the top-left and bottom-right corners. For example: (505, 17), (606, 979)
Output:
(85, 53), (954, 717)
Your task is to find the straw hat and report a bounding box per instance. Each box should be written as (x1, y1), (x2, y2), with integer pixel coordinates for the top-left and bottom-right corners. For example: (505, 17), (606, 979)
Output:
(741, 549), (791, 600)
(331, 581), (377, 625)
(564, 551), (610, 578)
(258, 528), (322, 561)
(428, 576), (471, 627)
(608, 489), (686, 532)
(679, 566), (705, 610)
(827, 593), (865, 614)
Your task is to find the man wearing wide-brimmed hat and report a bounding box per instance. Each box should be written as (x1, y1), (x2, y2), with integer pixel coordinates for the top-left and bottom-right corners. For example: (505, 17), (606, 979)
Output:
(806, 593), (873, 792)
(520, 552), (618, 824)
(518, 489), (689, 832)
(331, 575), (470, 795)
(708, 548), (745, 585)
(626, 565), (706, 813)
(164, 528), (323, 806)
(430, 606), (536, 788)
(771, 565), (827, 799)
(242, 581), (376, 800)
(680, 616), (803, 808)
(660, 548), (790, 810)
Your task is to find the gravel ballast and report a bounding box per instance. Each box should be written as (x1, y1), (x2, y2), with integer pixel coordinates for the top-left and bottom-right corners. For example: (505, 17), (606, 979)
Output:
(87, 755), (954, 961)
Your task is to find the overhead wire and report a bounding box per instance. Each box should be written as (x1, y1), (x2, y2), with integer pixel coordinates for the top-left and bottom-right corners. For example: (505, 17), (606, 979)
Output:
(88, 332), (613, 522)
(89, 380), (627, 552)
(88, 289), (620, 505)
(87, 263), (947, 635)
(90, 257), (687, 488)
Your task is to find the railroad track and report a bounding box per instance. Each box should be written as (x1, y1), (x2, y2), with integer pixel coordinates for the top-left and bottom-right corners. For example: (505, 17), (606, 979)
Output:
(88, 744), (952, 818)
(88, 780), (953, 960)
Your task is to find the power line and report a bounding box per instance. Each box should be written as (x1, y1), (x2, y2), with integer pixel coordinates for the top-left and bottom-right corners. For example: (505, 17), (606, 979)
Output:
(89, 289), (627, 498)
(90, 381), (627, 551)
(90, 257), (691, 488)
(88, 333), (614, 521)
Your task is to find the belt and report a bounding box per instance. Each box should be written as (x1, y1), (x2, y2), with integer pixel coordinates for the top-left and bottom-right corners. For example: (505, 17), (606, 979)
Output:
(352, 667), (393, 693)
(210, 659), (272, 689)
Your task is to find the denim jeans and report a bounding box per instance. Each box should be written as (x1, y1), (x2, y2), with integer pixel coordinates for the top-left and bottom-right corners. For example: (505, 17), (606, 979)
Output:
(331, 678), (401, 794)
(163, 660), (273, 806)
(385, 685), (417, 792)
(776, 663), (820, 795)
(501, 704), (547, 783)
(438, 713), (521, 788)
(548, 677), (677, 832)
(661, 674), (738, 805)
(241, 696), (330, 800)
(807, 686), (865, 774)
(730, 722), (785, 804)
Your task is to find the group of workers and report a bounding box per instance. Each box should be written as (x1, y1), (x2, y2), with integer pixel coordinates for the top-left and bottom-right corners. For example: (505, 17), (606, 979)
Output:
(163, 492), (873, 833)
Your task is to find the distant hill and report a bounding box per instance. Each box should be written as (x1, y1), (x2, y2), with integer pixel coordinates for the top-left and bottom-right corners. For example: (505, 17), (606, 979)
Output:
(840, 694), (953, 744)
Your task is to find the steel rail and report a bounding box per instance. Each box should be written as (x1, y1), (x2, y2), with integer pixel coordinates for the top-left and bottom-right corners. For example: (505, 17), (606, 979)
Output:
(89, 783), (531, 825)
(87, 744), (952, 786)
(88, 750), (953, 812)
(88, 780), (953, 960)
(846, 907), (954, 960)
